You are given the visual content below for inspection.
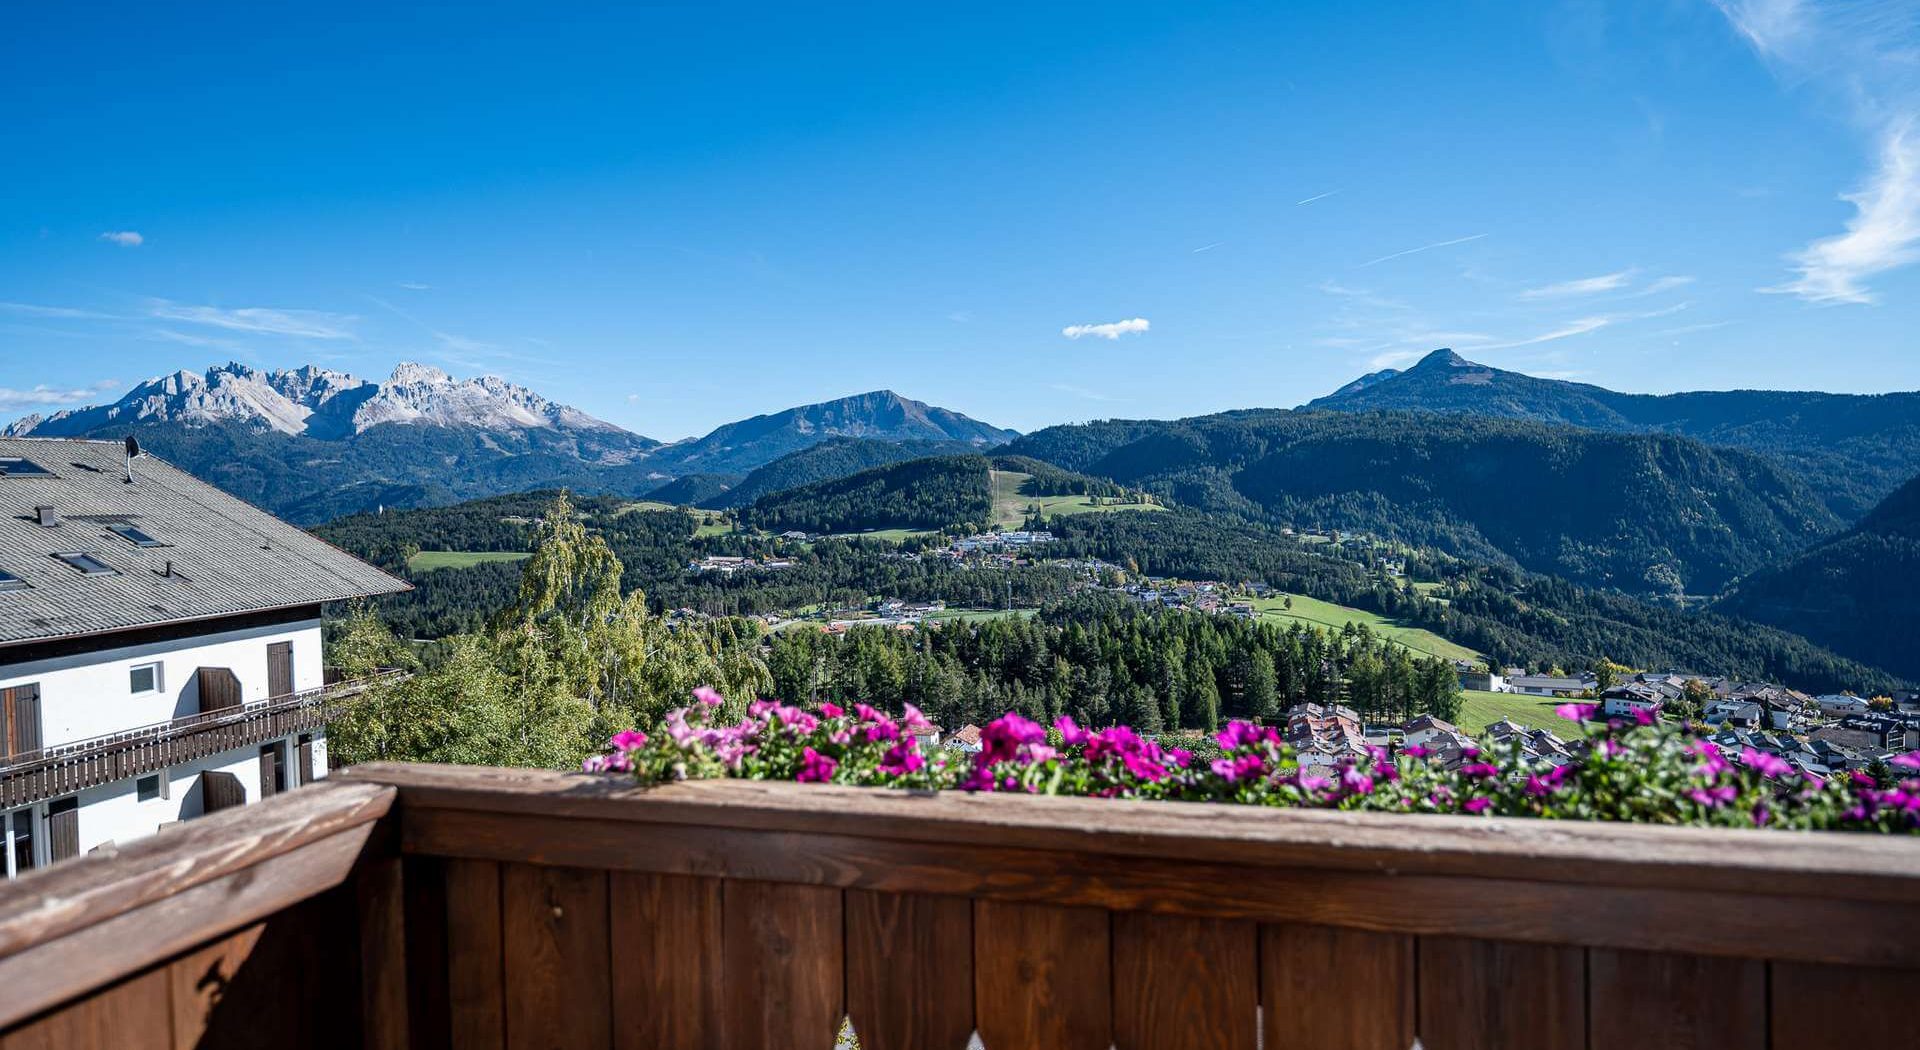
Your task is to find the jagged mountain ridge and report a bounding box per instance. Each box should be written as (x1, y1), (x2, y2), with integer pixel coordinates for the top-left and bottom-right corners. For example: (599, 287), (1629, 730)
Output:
(4, 361), (646, 446)
(1307, 348), (1920, 519)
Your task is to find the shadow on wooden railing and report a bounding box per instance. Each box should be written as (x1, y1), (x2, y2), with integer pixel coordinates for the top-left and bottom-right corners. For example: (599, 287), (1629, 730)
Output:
(1, 762), (1917, 1049)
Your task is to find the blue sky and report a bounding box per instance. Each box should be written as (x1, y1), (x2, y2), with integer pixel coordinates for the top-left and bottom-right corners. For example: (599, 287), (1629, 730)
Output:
(3, 1), (1917, 439)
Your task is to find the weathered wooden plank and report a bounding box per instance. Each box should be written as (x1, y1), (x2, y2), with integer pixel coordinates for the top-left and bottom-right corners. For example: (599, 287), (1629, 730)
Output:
(501, 863), (611, 1050)
(1260, 924), (1412, 1050)
(0, 806), (381, 1030)
(398, 806), (1920, 968)
(1771, 960), (1919, 1045)
(609, 872), (722, 1050)
(973, 899), (1109, 1050)
(0, 965), (170, 1050)
(444, 859), (506, 1050)
(0, 780), (392, 960)
(358, 852), (410, 1050)
(1113, 911), (1257, 1049)
(402, 856), (452, 1050)
(168, 923), (265, 1047)
(721, 879), (843, 1050)
(1588, 947), (1763, 1049)
(353, 764), (1920, 904)
(1416, 936), (1584, 1050)
(845, 890), (972, 1050)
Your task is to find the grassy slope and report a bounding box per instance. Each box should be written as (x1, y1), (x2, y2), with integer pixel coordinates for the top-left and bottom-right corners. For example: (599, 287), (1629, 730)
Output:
(1251, 594), (1482, 664)
(989, 470), (1165, 529)
(407, 550), (532, 572)
(1457, 689), (1589, 737)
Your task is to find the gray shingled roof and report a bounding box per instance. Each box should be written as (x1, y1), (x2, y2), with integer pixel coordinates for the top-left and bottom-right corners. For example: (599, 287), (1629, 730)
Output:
(0, 438), (407, 648)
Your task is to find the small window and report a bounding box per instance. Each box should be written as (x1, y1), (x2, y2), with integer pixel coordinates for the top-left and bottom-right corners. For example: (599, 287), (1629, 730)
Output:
(107, 523), (165, 548)
(136, 774), (164, 802)
(53, 552), (117, 576)
(0, 570), (25, 592)
(129, 663), (162, 695)
(0, 458), (51, 478)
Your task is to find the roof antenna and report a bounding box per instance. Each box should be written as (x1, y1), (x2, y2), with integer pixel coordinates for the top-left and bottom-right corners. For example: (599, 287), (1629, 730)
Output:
(124, 435), (141, 485)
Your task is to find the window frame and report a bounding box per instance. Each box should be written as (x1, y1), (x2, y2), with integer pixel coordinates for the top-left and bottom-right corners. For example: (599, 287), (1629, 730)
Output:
(128, 662), (163, 696)
(0, 570), (25, 592)
(106, 522), (166, 548)
(52, 551), (117, 577)
(0, 458), (52, 478)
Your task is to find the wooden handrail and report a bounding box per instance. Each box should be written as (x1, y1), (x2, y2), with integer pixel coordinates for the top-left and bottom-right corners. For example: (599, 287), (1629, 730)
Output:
(348, 763), (1920, 969)
(0, 779), (394, 1029)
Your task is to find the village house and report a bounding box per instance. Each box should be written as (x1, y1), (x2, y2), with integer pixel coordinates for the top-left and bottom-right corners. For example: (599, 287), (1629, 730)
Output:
(0, 438), (407, 876)
(1507, 673), (1599, 698)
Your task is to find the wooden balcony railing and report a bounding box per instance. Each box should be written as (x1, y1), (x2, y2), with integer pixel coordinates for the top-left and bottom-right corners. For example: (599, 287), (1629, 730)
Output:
(0, 670), (405, 808)
(1, 762), (1917, 1049)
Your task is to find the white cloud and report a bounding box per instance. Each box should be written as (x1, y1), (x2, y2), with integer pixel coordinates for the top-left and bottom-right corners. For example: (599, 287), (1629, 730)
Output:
(1191, 242), (1223, 253)
(398, 282), (431, 291)
(1633, 275), (1697, 296)
(1478, 316), (1614, 350)
(0, 379), (122, 411)
(1517, 270), (1636, 300)
(1359, 233), (1488, 267)
(1767, 121), (1920, 303)
(1061, 317), (1150, 340)
(1715, 0), (1920, 303)
(0, 302), (114, 320)
(98, 230), (143, 247)
(1296, 190), (1339, 206)
(147, 299), (356, 339)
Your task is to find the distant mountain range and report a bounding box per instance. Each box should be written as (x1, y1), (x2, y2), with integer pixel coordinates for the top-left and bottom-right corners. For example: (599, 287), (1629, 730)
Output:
(1309, 348), (1920, 519)
(1716, 474), (1920, 680)
(1007, 409), (1839, 599)
(1, 363), (1018, 523)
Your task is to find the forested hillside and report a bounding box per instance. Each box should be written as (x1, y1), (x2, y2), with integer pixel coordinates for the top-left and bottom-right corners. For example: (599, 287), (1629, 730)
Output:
(1310, 348), (1920, 518)
(716, 437), (978, 509)
(1009, 408), (1839, 598)
(737, 454), (994, 534)
(1716, 474), (1920, 680)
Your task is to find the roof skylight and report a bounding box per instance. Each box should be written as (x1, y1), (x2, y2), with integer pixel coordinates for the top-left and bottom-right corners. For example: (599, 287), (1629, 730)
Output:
(0, 569), (26, 592)
(53, 552), (118, 576)
(0, 458), (52, 478)
(107, 523), (165, 548)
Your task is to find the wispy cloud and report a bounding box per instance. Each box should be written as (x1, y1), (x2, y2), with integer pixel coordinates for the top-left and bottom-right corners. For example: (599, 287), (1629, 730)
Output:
(1633, 275), (1697, 296)
(0, 379), (122, 411)
(98, 230), (143, 247)
(1190, 242), (1223, 253)
(1359, 233), (1488, 267)
(148, 299), (357, 339)
(398, 282), (431, 291)
(1655, 320), (1739, 337)
(1050, 383), (1125, 402)
(1295, 190), (1339, 206)
(1517, 270), (1636, 300)
(1315, 280), (1409, 312)
(1062, 317), (1150, 340)
(1715, 0), (1920, 303)
(0, 302), (116, 320)
(947, 310), (973, 323)
(1477, 316), (1614, 350)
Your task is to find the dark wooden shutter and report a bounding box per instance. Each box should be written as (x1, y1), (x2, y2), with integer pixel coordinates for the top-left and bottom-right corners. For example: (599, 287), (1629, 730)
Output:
(268, 642), (294, 698)
(259, 744), (281, 799)
(298, 734), (315, 786)
(197, 667), (242, 712)
(1, 684), (40, 757)
(46, 798), (78, 863)
(201, 771), (245, 813)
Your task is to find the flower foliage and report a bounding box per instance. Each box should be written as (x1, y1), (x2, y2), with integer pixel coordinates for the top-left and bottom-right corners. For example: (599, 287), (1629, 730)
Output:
(585, 690), (1920, 833)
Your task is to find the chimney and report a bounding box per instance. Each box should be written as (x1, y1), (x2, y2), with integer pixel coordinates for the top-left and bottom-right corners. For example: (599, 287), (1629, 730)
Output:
(34, 506), (58, 528)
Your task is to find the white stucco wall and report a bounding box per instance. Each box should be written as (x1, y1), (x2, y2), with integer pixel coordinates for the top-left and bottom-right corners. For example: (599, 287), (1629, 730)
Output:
(0, 617), (324, 747)
(0, 615), (332, 875)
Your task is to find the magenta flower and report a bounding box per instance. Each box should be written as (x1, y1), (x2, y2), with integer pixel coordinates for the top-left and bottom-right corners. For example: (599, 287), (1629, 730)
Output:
(1459, 762), (1500, 779)
(1401, 744), (1429, 759)
(1893, 752), (1920, 772)
(1339, 766), (1374, 795)
(1687, 784), (1737, 808)
(1631, 707), (1658, 726)
(1054, 716), (1092, 747)
(796, 747), (837, 783)
(1555, 702), (1600, 722)
(1463, 798), (1492, 814)
(818, 701), (844, 719)
(879, 742), (925, 777)
(1741, 747), (1791, 779)
(610, 729), (648, 752)
(693, 686), (725, 708)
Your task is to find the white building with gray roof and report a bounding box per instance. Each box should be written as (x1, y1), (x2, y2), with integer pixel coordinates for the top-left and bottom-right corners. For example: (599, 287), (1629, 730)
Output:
(0, 438), (406, 876)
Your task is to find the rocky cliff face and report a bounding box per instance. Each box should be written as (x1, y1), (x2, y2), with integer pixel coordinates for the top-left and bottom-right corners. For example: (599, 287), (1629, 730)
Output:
(5, 361), (638, 442)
